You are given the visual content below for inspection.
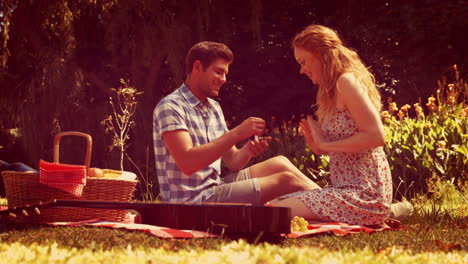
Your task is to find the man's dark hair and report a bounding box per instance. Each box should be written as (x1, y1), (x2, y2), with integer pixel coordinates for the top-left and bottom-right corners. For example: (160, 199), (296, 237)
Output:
(185, 41), (234, 75)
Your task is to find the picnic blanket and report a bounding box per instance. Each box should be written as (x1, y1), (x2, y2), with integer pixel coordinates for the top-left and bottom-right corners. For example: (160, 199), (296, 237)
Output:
(0, 206), (403, 238)
(48, 220), (218, 238)
(46, 218), (403, 239)
(287, 219), (404, 238)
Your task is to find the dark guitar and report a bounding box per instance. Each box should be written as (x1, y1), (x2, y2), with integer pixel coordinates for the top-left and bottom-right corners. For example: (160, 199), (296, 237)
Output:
(0, 199), (292, 235)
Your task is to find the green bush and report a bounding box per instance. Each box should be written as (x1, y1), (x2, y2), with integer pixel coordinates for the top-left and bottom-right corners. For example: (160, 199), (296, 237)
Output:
(382, 66), (467, 198)
(383, 103), (467, 198)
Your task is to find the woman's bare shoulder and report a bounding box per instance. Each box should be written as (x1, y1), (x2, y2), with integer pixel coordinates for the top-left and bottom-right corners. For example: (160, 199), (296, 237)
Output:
(337, 72), (359, 86)
(337, 72), (366, 96)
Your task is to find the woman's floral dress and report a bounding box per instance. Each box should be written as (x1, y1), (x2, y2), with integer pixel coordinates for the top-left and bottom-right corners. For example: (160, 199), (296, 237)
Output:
(294, 109), (392, 225)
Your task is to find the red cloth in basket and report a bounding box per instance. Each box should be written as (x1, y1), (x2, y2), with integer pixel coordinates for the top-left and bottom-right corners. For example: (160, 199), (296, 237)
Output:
(39, 160), (87, 197)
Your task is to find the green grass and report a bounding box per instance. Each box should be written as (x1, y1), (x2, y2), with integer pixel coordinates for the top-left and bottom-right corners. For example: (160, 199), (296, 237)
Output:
(0, 240), (466, 264)
(0, 182), (466, 264)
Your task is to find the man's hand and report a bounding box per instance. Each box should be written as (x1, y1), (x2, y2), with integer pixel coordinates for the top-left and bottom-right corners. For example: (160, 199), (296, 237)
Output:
(233, 117), (266, 141)
(222, 118), (271, 171)
(242, 136), (272, 158)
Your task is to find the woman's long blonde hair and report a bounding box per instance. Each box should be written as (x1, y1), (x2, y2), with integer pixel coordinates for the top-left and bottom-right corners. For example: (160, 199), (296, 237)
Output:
(292, 25), (381, 122)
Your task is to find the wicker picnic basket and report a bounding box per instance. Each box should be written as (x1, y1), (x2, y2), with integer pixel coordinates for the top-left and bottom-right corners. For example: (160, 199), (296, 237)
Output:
(1, 131), (138, 223)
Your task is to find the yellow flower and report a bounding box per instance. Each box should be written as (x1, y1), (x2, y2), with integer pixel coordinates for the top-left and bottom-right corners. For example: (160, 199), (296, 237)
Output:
(389, 102), (398, 112)
(381, 111), (390, 119)
(426, 103), (436, 112)
(437, 140), (446, 148)
(397, 110), (405, 120)
(414, 104), (424, 117)
(461, 108), (468, 117)
(426, 97), (437, 111)
(448, 95), (456, 105)
(401, 104), (411, 112)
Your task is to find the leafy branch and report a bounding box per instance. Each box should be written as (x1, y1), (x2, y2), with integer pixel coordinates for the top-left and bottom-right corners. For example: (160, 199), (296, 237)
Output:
(101, 79), (143, 171)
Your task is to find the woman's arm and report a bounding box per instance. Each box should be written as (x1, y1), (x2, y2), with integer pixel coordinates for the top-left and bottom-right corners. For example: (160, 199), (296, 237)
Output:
(317, 73), (385, 153)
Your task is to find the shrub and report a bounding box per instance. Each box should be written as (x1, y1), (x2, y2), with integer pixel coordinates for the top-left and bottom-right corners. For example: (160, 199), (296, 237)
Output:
(383, 65), (467, 198)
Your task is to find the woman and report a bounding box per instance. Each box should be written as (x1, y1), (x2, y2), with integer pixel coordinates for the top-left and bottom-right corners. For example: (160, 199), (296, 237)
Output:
(271, 25), (394, 225)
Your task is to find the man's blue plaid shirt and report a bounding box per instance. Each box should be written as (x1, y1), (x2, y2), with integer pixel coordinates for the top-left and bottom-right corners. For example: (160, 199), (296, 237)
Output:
(153, 83), (229, 202)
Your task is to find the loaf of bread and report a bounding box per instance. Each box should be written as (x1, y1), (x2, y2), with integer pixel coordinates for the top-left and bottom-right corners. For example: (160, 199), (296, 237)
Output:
(88, 168), (135, 180)
(102, 169), (123, 178)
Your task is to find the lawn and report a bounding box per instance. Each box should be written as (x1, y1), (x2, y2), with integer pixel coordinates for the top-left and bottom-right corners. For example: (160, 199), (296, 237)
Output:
(0, 182), (466, 264)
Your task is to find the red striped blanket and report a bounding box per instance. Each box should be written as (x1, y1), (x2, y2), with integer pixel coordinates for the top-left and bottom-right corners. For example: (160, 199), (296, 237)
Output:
(1, 206), (403, 238)
(48, 218), (403, 238)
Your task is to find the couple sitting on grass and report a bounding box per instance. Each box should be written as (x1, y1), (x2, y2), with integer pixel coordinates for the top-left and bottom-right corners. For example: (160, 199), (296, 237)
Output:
(153, 24), (412, 226)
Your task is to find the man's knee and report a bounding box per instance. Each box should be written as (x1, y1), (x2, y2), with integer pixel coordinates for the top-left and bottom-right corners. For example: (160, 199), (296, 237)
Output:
(268, 155), (293, 169)
(271, 155), (290, 164)
(278, 171), (306, 191)
(258, 172), (306, 203)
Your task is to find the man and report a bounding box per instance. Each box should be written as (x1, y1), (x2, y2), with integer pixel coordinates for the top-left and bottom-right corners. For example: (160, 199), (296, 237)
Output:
(153, 41), (318, 205)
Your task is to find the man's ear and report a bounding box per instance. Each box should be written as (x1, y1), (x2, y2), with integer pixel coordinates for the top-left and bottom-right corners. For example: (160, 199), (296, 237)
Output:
(193, 60), (203, 73)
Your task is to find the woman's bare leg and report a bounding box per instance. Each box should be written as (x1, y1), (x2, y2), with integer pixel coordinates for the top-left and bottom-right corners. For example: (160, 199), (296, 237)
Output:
(271, 197), (321, 221)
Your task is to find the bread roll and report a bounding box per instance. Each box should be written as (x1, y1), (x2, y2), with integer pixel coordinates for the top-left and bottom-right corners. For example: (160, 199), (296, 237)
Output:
(88, 168), (103, 177)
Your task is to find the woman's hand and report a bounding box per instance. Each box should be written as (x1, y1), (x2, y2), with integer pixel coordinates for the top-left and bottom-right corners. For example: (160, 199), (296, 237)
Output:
(299, 116), (328, 155)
